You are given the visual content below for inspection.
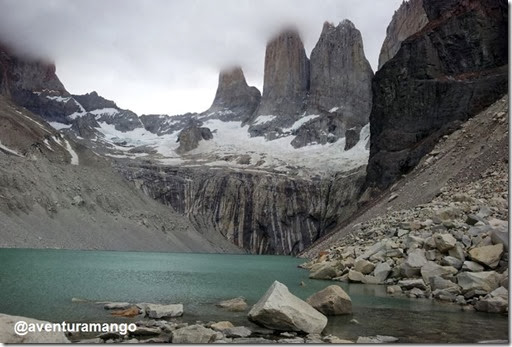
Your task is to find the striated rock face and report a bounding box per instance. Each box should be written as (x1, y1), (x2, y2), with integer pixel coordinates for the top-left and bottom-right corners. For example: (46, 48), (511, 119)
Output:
(119, 164), (366, 255)
(254, 29), (310, 117)
(308, 20), (373, 124)
(378, 0), (428, 69)
(204, 66), (261, 121)
(366, 0), (508, 191)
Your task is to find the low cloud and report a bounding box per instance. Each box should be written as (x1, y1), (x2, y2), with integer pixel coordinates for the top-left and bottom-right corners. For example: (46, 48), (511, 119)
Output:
(0, 0), (402, 115)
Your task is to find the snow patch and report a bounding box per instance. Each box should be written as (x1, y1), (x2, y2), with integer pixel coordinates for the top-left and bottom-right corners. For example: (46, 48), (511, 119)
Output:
(43, 138), (54, 151)
(329, 107), (340, 113)
(0, 141), (23, 157)
(62, 139), (79, 165)
(68, 98), (87, 119)
(90, 108), (120, 117)
(253, 115), (276, 125)
(49, 122), (72, 130)
(283, 115), (320, 132)
(46, 95), (71, 103)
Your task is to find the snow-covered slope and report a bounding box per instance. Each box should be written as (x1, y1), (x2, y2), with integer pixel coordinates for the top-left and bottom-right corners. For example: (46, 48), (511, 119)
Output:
(57, 109), (370, 177)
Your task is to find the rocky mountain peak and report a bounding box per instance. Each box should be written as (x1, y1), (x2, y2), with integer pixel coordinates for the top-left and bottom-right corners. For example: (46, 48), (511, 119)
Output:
(72, 91), (118, 112)
(254, 28), (310, 117)
(378, 0), (428, 70)
(218, 66), (245, 87)
(204, 66), (261, 121)
(0, 43), (68, 97)
(308, 19), (373, 124)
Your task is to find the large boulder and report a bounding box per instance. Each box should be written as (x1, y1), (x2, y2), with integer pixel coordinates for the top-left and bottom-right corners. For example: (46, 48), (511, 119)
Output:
(142, 303), (183, 319)
(475, 296), (508, 313)
(0, 313), (70, 343)
(354, 259), (375, 275)
(210, 321), (235, 331)
(490, 228), (509, 251)
(373, 262), (392, 282)
(462, 261), (485, 272)
(401, 248), (428, 277)
(421, 261), (458, 284)
(433, 233), (457, 253)
(306, 285), (352, 315)
(172, 325), (220, 344)
(429, 276), (461, 294)
(456, 271), (501, 293)
(248, 281), (327, 334)
(309, 262), (339, 279)
(398, 278), (427, 290)
(469, 244), (504, 269)
(348, 270), (366, 283)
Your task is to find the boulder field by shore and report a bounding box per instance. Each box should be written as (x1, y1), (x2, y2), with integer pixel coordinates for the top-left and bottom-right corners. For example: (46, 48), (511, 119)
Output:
(302, 160), (508, 314)
(0, 282), (393, 344)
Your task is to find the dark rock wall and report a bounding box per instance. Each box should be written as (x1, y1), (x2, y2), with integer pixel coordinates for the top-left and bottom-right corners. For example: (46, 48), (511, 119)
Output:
(366, 0), (508, 191)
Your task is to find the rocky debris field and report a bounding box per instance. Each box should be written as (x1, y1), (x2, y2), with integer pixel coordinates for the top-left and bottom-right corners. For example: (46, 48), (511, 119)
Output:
(302, 157), (508, 313)
(1, 282), (396, 344)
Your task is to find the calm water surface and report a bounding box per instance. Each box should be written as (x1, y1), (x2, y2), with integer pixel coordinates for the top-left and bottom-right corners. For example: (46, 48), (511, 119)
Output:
(0, 248), (508, 343)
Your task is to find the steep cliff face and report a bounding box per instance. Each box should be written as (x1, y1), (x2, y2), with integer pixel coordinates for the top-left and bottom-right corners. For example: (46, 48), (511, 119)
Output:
(378, 0), (428, 69)
(308, 20), (373, 124)
(119, 164), (366, 255)
(204, 67), (261, 121)
(366, 0), (508, 191)
(0, 44), (81, 123)
(254, 29), (310, 118)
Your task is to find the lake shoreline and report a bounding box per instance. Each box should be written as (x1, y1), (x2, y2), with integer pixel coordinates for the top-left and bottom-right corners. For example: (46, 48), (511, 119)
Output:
(0, 249), (508, 343)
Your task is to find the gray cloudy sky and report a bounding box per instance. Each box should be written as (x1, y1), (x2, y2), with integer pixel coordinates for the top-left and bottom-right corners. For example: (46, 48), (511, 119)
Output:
(0, 0), (402, 115)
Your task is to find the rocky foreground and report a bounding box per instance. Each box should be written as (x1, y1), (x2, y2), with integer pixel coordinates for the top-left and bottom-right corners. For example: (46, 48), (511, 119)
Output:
(1, 281), (400, 344)
(302, 157), (508, 314)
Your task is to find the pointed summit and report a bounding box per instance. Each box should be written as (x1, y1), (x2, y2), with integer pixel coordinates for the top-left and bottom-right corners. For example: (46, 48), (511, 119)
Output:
(308, 19), (373, 123)
(254, 28), (310, 117)
(205, 66), (260, 121)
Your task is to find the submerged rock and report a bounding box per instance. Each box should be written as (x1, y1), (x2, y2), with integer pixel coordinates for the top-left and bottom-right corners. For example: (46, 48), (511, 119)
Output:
(248, 280), (327, 334)
(216, 297), (248, 312)
(210, 321), (235, 331)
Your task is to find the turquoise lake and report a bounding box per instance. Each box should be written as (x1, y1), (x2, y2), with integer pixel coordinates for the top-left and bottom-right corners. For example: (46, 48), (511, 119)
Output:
(0, 248), (508, 343)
